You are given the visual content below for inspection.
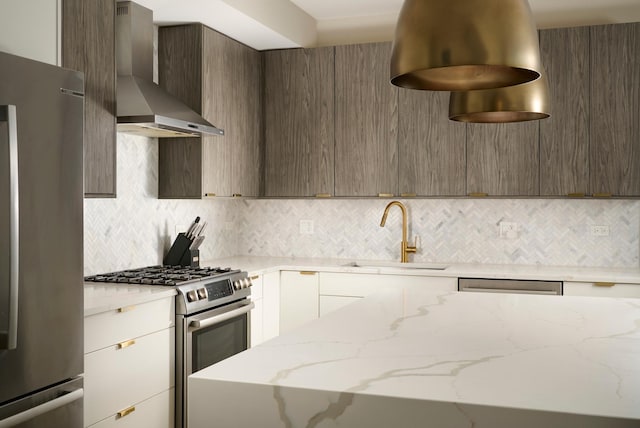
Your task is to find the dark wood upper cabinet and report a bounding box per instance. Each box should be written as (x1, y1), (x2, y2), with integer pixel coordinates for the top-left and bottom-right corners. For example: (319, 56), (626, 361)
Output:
(539, 27), (590, 196)
(263, 47), (335, 197)
(334, 42), (399, 197)
(590, 22), (640, 196)
(158, 24), (262, 198)
(467, 122), (540, 196)
(398, 90), (467, 196)
(62, 0), (117, 198)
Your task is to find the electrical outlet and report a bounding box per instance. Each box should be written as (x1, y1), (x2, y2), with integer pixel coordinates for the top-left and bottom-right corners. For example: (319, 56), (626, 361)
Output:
(299, 220), (314, 235)
(499, 222), (518, 239)
(591, 225), (610, 236)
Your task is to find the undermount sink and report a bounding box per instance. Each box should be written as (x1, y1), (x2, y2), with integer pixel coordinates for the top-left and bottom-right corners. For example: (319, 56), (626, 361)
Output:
(342, 261), (449, 270)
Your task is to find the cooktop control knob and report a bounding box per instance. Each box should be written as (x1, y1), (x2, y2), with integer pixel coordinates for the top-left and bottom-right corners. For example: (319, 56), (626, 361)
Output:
(186, 290), (198, 302)
(197, 288), (207, 300)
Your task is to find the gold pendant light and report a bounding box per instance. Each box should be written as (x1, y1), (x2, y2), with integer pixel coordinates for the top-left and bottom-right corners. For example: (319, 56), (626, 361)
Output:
(448, 71), (550, 123)
(390, 0), (543, 91)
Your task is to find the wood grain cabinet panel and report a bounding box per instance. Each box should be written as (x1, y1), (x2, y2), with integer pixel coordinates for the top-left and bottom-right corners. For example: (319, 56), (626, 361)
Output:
(263, 47), (335, 197)
(398, 90), (466, 196)
(539, 27), (590, 196)
(335, 42), (399, 197)
(158, 24), (262, 199)
(590, 23), (640, 196)
(467, 122), (540, 196)
(62, 0), (117, 198)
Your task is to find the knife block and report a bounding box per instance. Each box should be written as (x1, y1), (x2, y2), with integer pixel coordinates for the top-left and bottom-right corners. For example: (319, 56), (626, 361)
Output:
(163, 233), (193, 266)
(181, 249), (200, 268)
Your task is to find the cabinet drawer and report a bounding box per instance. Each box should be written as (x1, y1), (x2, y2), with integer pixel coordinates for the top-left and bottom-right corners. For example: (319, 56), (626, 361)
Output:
(564, 282), (640, 298)
(87, 388), (174, 428)
(84, 327), (175, 426)
(319, 272), (457, 297)
(85, 297), (174, 353)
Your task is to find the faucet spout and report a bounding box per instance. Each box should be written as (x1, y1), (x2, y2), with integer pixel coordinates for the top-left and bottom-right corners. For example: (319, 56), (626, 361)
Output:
(379, 201), (417, 263)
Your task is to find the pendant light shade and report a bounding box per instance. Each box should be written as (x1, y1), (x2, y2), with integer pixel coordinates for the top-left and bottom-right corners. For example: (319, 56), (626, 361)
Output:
(448, 72), (550, 123)
(390, 0), (543, 91)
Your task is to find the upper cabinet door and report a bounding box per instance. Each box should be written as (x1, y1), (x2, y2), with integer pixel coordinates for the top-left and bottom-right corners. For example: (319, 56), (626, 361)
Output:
(263, 47), (335, 197)
(334, 42), (398, 197)
(539, 27), (590, 197)
(63, 0), (117, 198)
(590, 23), (640, 196)
(398, 90), (466, 196)
(467, 122), (540, 196)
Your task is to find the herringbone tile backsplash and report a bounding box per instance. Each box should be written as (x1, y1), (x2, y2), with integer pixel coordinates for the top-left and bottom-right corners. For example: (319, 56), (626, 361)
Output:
(84, 134), (640, 274)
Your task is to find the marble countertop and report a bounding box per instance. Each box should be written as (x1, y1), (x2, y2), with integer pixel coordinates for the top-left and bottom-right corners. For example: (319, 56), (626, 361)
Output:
(189, 286), (640, 427)
(203, 255), (640, 284)
(84, 283), (176, 316)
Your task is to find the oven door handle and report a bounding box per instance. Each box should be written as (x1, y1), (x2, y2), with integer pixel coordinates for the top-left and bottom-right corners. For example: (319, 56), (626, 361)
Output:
(189, 301), (255, 330)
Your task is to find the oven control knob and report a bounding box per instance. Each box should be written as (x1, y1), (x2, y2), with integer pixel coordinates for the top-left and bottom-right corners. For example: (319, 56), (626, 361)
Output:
(246, 277), (253, 287)
(187, 290), (198, 302)
(233, 280), (241, 290)
(197, 288), (207, 300)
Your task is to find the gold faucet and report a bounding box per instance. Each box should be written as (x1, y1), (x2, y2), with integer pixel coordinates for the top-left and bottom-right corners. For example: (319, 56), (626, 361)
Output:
(380, 201), (417, 263)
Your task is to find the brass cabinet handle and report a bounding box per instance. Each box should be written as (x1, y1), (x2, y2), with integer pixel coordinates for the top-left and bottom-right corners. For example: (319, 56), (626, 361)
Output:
(299, 271), (317, 276)
(116, 339), (136, 349)
(315, 193), (331, 198)
(594, 282), (615, 287)
(468, 192), (488, 197)
(117, 305), (135, 313)
(567, 193), (586, 198)
(117, 406), (136, 419)
(592, 193), (612, 198)
(400, 193), (417, 197)
(204, 193), (216, 197)
(232, 193), (242, 197)
(250, 275), (259, 280)
(378, 193), (394, 198)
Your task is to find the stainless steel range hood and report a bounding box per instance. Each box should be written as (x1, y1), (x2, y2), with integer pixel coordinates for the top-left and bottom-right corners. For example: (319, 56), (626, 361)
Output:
(115, 1), (223, 138)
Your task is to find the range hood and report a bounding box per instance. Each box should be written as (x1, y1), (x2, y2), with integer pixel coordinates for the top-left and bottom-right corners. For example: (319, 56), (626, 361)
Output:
(115, 1), (223, 138)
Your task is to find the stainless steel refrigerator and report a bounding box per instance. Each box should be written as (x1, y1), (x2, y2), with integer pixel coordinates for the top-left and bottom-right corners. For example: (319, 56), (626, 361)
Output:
(0, 51), (84, 427)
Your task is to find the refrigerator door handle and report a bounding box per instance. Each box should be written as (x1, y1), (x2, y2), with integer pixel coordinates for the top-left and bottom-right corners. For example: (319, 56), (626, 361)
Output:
(0, 105), (19, 350)
(0, 388), (83, 428)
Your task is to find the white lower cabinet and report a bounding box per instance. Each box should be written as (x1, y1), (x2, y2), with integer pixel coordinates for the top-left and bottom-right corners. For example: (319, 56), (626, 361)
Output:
(280, 271), (319, 334)
(319, 295), (361, 317)
(84, 296), (175, 428)
(564, 281), (640, 298)
(318, 272), (457, 316)
(87, 389), (174, 428)
(262, 271), (281, 342)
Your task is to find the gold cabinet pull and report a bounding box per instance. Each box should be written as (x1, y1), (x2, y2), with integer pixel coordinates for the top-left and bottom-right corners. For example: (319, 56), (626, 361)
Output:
(592, 193), (612, 198)
(378, 193), (394, 198)
(299, 271), (317, 276)
(594, 282), (615, 287)
(116, 339), (136, 349)
(468, 192), (488, 197)
(567, 192), (586, 198)
(204, 193), (216, 197)
(400, 193), (417, 197)
(117, 406), (136, 419)
(315, 193), (332, 198)
(250, 275), (259, 280)
(117, 305), (136, 313)
(232, 193), (242, 197)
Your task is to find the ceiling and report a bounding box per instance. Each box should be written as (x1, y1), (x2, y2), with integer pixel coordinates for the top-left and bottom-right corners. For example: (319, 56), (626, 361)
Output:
(134, 0), (640, 50)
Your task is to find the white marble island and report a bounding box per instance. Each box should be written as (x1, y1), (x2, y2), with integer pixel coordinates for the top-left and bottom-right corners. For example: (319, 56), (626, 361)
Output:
(189, 286), (640, 427)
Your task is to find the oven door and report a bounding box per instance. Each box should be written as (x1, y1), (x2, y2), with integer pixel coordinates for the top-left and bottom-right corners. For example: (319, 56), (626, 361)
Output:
(186, 299), (254, 374)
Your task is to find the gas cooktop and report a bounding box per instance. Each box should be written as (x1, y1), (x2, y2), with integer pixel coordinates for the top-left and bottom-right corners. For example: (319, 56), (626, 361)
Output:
(84, 265), (240, 286)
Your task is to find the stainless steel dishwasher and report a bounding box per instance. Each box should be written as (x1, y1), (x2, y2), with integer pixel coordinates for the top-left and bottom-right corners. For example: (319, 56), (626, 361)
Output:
(459, 278), (563, 295)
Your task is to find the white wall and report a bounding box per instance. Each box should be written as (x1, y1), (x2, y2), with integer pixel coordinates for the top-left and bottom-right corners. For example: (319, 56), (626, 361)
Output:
(0, 0), (60, 65)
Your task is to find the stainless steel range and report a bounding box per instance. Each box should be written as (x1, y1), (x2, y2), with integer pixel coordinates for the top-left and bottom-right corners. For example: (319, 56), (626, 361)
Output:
(85, 265), (254, 428)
